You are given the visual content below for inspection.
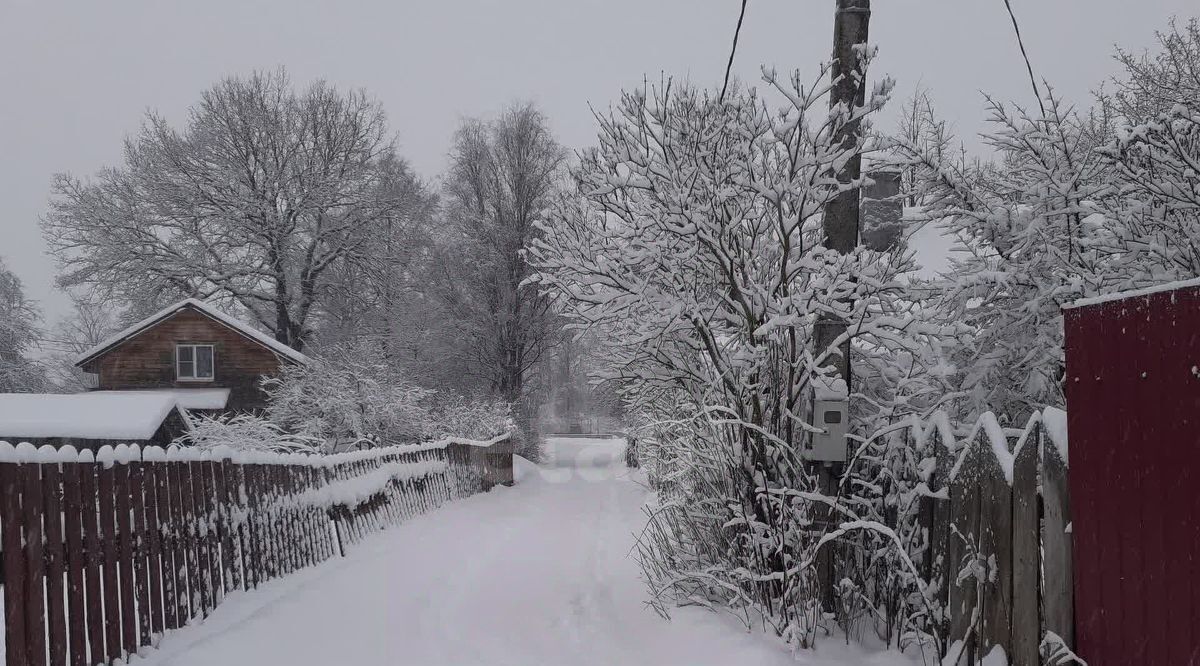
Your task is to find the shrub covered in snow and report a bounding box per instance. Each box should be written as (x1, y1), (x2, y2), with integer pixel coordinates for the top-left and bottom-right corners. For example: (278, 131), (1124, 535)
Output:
(532, 54), (956, 650)
(260, 339), (515, 449)
(422, 393), (514, 441)
(174, 412), (323, 453)
(263, 339), (435, 448)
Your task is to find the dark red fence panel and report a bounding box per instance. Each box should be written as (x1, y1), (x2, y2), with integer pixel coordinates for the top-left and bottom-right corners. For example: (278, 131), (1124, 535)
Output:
(1064, 283), (1200, 665)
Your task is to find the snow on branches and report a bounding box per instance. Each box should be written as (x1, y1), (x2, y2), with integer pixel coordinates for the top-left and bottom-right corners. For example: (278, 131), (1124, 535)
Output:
(531, 61), (953, 648)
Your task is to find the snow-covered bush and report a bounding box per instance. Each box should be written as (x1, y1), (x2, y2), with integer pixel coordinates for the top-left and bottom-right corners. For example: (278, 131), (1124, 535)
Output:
(174, 412), (322, 453)
(532, 58), (953, 649)
(263, 339), (435, 448)
(422, 393), (514, 441)
(890, 19), (1200, 423)
(262, 339), (517, 449)
(891, 90), (1118, 421)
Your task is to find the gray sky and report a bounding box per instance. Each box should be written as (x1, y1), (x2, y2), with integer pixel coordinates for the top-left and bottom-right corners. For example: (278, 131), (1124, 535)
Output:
(1, 0), (1194, 325)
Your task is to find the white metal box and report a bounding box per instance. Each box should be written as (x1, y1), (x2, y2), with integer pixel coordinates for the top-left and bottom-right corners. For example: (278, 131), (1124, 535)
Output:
(809, 378), (848, 462)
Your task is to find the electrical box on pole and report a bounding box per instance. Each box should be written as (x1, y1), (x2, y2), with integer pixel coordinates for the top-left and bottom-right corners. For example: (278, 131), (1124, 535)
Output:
(808, 377), (849, 463)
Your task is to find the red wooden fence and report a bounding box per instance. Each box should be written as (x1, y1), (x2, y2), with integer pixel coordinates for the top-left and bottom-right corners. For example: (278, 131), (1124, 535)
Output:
(1064, 283), (1200, 666)
(0, 434), (513, 666)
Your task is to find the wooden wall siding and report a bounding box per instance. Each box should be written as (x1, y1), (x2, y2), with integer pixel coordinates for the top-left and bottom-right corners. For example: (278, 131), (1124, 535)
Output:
(0, 434), (513, 666)
(84, 309), (288, 411)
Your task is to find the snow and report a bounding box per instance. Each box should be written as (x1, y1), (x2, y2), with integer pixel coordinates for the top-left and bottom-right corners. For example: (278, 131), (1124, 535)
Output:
(130, 438), (921, 666)
(109, 388), (232, 410)
(74, 298), (310, 367)
(1041, 406), (1069, 465)
(0, 392), (179, 440)
(949, 411), (1014, 484)
(1064, 276), (1200, 310)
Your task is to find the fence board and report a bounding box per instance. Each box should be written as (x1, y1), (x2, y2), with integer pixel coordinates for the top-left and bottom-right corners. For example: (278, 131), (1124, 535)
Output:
(200, 462), (223, 606)
(60, 462), (87, 666)
(220, 460), (245, 592)
(130, 461), (153, 649)
(178, 461), (205, 620)
(154, 460), (178, 632)
(1, 463), (29, 666)
(1010, 428), (1039, 666)
(97, 463), (121, 664)
(948, 436), (981, 662)
(115, 461), (137, 658)
(1042, 437), (1073, 648)
(21, 461), (47, 666)
(167, 461), (192, 625)
(242, 464), (262, 589)
(142, 462), (165, 638)
(212, 461), (234, 596)
(42, 462), (68, 666)
(80, 462), (105, 665)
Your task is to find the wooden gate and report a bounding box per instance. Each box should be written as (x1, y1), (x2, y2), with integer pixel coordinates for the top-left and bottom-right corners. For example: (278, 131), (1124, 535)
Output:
(1063, 281), (1200, 665)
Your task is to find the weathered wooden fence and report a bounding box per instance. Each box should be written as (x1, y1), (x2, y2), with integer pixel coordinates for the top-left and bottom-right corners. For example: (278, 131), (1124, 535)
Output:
(0, 434), (513, 666)
(905, 408), (1073, 665)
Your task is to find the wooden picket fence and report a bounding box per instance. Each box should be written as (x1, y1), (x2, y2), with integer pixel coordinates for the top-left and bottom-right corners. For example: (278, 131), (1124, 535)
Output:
(906, 409), (1074, 665)
(0, 434), (514, 666)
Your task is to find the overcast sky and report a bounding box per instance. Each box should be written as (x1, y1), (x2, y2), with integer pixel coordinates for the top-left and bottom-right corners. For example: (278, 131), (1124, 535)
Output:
(1, 0), (1194, 325)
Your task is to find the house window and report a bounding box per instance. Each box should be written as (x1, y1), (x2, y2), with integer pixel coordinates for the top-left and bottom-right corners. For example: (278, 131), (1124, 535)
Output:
(177, 344), (215, 381)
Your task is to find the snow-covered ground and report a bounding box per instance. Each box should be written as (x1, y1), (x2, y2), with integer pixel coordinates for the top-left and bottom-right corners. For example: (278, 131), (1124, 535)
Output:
(133, 438), (919, 666)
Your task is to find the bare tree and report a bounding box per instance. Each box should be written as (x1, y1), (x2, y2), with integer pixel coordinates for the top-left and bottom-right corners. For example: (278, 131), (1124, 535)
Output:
(44, 69), (406, 351)
(438, 103), (566, 411)
(1106, 17), (1200, 121)
(44, 294), (122, 391)
(0, 258), (47, 392)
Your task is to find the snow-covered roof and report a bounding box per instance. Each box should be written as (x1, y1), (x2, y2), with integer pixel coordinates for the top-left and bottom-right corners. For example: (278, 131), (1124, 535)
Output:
(0, 392), (180, 440)
(107, 388), (231, 410)
(1065, 277), (1200, 310)
(75, 298), (310, 367)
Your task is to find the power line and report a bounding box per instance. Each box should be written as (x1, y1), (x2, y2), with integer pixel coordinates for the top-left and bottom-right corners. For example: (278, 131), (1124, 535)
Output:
(720, 0), (750, 102)
(1001, 0), (1047, 115)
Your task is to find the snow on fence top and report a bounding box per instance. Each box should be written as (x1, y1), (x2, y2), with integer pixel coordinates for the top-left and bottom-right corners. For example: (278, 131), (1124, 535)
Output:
(866, 407), (1066, 487)
(73, 297), (311, 366)
(0, 391), (181, 440)
(1064, 276), (1200, 310)
(0, 432), (512, 467)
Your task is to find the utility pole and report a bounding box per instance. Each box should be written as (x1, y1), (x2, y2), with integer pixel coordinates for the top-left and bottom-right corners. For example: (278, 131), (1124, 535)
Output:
(814, 0), (871, 390)
(813, 0), (871, 616)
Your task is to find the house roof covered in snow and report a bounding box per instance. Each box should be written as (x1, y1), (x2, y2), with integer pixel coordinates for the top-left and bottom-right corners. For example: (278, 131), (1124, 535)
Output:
(74, 298), (310, 368)
(0, 392), (182, 440)
(108, 388), (232, 410)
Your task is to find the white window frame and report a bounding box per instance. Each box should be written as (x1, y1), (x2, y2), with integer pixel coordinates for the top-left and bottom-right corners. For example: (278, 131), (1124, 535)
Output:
(176, 343), (215, 382)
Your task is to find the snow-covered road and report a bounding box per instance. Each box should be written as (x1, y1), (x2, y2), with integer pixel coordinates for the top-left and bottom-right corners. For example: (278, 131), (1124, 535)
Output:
(137, 437), (915, 666)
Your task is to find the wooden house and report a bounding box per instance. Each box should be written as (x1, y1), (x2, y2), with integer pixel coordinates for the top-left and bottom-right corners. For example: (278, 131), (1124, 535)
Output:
(74, 298), (310, 413)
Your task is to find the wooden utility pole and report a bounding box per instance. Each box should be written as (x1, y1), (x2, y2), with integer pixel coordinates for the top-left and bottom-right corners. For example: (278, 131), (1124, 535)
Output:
(813, 0), (871, 390)
(813, 0), (871, 616)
